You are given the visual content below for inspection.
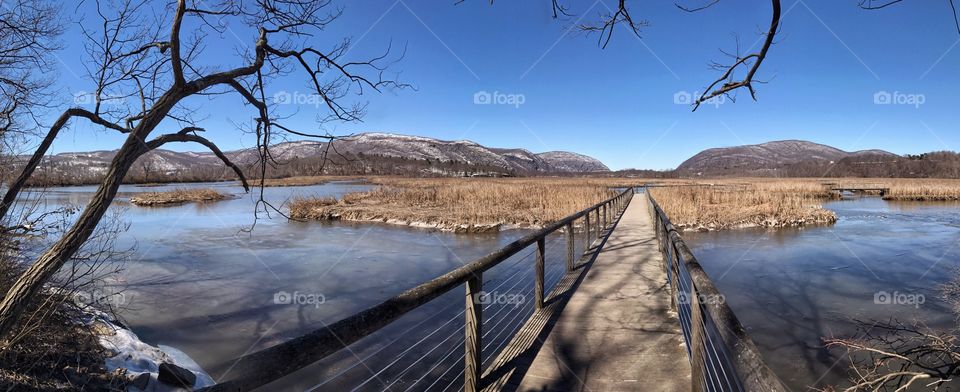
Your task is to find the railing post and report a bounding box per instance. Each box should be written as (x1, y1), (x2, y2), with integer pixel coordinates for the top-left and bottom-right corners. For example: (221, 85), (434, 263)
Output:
(595, 209), (601, 239)
(669, 244), (679, 312)
(689, 283), (706, 392)
(464, 273), (483, 392)
(584, 213), (591, 249)
(535, 238), (545, 309)
(601, 203), (607, 228)
(565, 222), (575, 271)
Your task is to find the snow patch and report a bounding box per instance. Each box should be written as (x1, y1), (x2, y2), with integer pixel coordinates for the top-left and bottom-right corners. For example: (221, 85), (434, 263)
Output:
(89, 310), (215, 391)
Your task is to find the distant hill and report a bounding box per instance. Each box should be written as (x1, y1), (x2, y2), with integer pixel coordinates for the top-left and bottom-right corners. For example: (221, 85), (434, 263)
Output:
(676, 140), (898, 176)
(26, 132), (609, 185)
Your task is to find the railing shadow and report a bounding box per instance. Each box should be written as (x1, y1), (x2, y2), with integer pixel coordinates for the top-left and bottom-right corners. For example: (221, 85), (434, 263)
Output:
(480, 204), (631, 391)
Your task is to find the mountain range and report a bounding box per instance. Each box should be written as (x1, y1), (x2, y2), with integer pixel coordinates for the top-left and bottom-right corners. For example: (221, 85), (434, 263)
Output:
(675, 140), (899, 176)
(28, 136), (950, 185)
(28, 132), (609, 185)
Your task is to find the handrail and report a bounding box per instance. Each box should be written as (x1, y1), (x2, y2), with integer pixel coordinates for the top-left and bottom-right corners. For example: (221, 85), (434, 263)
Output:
(201, 188), (634, 392)
(646, 190), (786, 392)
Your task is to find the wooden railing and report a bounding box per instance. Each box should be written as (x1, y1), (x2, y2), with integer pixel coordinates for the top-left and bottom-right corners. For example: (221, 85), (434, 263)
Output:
(646, 190), (787, 392)
(200, 188), (634, 392)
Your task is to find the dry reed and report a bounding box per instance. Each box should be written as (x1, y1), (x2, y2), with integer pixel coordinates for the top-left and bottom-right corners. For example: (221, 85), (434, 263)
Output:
(129, 188), (228, 206)
(289, 178), (615, 232)
(649, 184), (837, 230)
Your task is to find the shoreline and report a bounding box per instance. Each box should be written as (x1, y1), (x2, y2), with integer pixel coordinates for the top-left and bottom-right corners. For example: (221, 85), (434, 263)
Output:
(84, 308), (215, 391)
(303, 213), (562, 233)
(671, 215), (839, 232)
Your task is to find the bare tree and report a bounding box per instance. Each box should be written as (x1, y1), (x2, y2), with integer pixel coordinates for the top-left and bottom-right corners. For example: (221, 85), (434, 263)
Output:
(820, 272), (960, 391)
(0, 0), (406, 342)
(823, 320), (960, 391)
(465, 0), (782, 111)
(859, 0), (960, 35)
(0, 0), (62, 143)
(0, 0), (63, 206)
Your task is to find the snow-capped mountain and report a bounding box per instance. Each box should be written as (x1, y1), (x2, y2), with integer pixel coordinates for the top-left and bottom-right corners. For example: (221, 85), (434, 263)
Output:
(537, 151), (609, 173)
(27, 132), (610, 184)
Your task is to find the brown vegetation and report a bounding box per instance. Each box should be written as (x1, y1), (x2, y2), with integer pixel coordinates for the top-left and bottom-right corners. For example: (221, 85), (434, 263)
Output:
(0, 211), (128, 391)
(287, 177), (960, 232)
(250, 176), (359, 187)
(649, 183), (837, 231)
(879, 180), (960, 201)
(648, 178), (960, 230)
(289, 178), (615, 232)
(129, 188), (228, 207)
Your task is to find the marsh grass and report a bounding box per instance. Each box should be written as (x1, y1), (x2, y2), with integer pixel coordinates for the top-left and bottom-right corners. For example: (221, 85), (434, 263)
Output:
(649, 184), (837, 231)
(880, 180), (960, 201)
(129, 188), (227, 206)
(288, 177), (960, 232)
(649, 178), (960, 230)
(289, 178), (615, 232)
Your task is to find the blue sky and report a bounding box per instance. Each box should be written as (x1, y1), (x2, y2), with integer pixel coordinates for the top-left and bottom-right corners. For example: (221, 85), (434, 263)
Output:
(44, 0), (960, 170)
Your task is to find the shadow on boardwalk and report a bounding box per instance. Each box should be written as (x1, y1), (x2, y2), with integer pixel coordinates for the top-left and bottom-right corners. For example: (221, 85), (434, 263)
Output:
(482, 201), (690, 392)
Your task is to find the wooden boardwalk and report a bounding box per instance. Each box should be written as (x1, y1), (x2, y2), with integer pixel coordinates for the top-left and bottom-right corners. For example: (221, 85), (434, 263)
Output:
(482, 200), (690, 392)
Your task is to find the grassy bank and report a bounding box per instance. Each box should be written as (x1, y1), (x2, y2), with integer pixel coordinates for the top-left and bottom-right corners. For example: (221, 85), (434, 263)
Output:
(289, 178), (615, 232)
(649, 184), (837, 231)
(129, 188), (227, 206)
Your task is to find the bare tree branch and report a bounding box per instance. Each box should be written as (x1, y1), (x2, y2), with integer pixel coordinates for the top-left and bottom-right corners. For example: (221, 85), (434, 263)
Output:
(579, 0), (648, 49)
(144, 127), (249, 191)
(859, 0), (960, 34)
(692, 0), (780, 111)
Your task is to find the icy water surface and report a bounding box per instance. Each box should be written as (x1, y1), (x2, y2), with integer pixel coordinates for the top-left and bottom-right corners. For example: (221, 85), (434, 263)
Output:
(23, 181), (582, 391)
(683, 197), (960, 390)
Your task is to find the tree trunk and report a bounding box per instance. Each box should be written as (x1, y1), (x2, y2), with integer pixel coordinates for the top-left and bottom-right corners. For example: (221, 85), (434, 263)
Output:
(0, 110), (74, 221)
(0, 112), (164, 341)
(0, 138), (145, 340)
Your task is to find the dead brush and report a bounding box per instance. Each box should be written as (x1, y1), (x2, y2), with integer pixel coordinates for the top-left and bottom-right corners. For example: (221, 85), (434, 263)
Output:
(288, 178), (616, 231)
(129, 188), (227, 206)
(649, 184), (836, 230)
